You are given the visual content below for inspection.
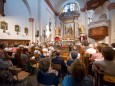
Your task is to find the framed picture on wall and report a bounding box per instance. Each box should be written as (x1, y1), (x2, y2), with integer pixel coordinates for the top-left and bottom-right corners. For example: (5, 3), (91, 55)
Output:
(24, 27), (28, 35)
(63, 22), (75, 38)
(15, 25), (20, 32)
(15, 25), (20, 34)
(0, 21), (8, 30)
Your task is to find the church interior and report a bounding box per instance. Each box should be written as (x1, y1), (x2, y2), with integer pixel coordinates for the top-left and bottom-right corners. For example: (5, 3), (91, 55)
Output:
(0, 0), (115, 86)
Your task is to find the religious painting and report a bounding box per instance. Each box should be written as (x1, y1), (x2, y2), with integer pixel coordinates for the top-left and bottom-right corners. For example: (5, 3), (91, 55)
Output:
(63, 22), (75, 39)
(15, 25), (20, 32)
(15, 25), (20, 34)
(0, 21), (8, 30)
(24, 27), (28, 35)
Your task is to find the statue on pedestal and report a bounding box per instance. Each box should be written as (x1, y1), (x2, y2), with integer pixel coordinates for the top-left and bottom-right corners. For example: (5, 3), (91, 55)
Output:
(78, 24), (84, 35)
(55, 27), (60, 36)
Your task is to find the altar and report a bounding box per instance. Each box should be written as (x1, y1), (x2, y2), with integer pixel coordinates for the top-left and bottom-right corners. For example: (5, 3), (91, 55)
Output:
(55, 7), (86, 45)
(62, 40), (75, 45)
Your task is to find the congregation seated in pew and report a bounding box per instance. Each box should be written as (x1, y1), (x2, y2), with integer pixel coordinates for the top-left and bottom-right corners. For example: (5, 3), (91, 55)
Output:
(1, 41), (115, 86)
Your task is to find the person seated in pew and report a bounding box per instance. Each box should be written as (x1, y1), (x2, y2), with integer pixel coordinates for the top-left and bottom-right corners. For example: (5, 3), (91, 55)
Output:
(34, 46), (41, 55)
(90, 44), (103, 61)
(52, 50), (67, 77)
(37, 58), (59, 86)
(62, 60), (93, 86)
(111, 43), (115, 50)
(11, 44), (19, 53)
(85, 43), (96, 55)
(67, 51), (80, 66)
(20, 48), (30, 63)
(33, 46), (41, 60)
(42, 45), (49, 57)
(94, 47), (115, 76)
(0, 43), (13, 69)
(20, 48), (35, 74)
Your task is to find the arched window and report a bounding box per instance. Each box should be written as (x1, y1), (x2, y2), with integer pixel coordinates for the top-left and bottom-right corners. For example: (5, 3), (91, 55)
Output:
(63, 3), (78, 12)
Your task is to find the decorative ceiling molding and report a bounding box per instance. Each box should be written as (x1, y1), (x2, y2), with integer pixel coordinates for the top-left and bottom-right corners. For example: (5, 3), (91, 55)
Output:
(45, 0), (59, 16)
(108, 3), (115, 11)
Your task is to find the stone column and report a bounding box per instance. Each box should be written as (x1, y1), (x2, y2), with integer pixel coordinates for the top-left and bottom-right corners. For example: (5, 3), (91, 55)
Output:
(29, 18), (34, 42)
(108, 2), (115, 43)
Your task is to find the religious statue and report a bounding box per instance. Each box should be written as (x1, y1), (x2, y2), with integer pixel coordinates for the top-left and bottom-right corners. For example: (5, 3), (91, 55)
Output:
(55, 27), (60, 36)
(46, 24), (51, 38)
(78, 24), (84, 35)
(78, 34), (86, 43)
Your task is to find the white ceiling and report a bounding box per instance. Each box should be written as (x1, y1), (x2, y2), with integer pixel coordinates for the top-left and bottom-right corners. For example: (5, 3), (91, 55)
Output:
(50, 0), (87, 12)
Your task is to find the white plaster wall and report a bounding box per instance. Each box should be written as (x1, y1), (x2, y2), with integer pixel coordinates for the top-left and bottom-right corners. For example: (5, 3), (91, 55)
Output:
(110, 10), (115, 43)
(27, 0), (39, 42)
(78, 11), (86, 30)
(40, 0), (55, 42)
(92, 2), (110, 21)
(109, 0), (115, 39)
(0, 0), (30, 40)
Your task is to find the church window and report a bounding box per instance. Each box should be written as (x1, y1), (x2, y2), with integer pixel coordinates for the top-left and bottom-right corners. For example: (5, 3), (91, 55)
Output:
(63, 3), (78, 12)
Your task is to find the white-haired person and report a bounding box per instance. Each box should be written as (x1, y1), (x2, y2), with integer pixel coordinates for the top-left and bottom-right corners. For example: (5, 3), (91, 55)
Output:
(85, 43), (96, 55)
(34, 46), (41, 55)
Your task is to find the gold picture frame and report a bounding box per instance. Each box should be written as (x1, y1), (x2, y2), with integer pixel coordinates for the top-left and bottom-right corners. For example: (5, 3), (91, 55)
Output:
(63, 22), (75, 39)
